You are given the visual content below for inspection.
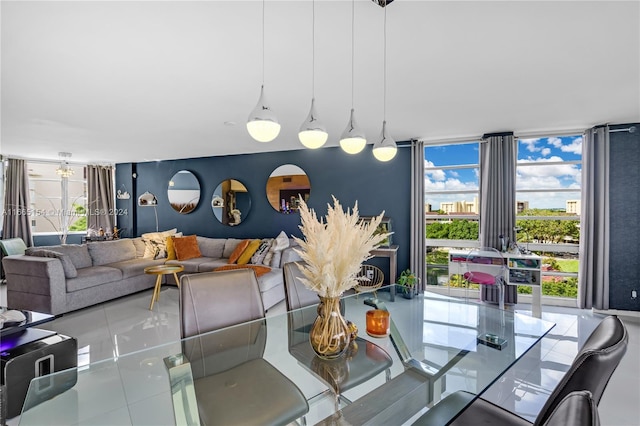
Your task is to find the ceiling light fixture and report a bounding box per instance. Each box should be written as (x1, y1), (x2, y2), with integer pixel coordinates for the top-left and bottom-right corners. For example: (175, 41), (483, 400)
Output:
(340, 0), (366, 155)
(372, 1), (397, 162)
(247, 0), (280, 143)
(299, 0), (328, 149)
(56, 152), (75, 178)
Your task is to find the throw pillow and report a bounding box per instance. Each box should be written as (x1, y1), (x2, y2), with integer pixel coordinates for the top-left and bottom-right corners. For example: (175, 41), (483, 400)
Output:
(173, 235), (202, 261)
(214, 264), (272, 277)
(236, 239), (261, 265)
(251, 238), (273, 264)
(142, 228), (178, 259)
(165, 232), (184, 261)
(271, 231), (290, 252)
(26, 248), (78, 278)
(228, 239), (251, 264)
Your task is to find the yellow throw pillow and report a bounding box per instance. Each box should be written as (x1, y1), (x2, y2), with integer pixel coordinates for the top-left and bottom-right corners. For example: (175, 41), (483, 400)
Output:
(236, 239), (261, 265)
(228, 239), (251, 264)
(166, 236), (177, 260)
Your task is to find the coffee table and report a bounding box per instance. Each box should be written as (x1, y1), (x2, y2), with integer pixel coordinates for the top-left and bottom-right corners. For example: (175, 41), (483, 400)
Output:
(144, 264), (184, 310)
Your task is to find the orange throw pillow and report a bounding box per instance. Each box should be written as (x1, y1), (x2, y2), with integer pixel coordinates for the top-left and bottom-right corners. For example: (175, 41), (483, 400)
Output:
(173, 235), (202, 261)
(228, 239), (251, 264)
(214, 264), (272, 277)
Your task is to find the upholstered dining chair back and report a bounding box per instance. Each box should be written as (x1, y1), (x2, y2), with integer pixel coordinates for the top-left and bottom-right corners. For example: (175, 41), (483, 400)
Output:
(178, 269), (310, 426)
(533, 315), (628, 426)
(180, 269), (267, 376)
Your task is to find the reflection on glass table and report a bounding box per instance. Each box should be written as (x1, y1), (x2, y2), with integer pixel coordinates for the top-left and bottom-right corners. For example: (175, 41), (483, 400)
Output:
(18, 287), (554, 425)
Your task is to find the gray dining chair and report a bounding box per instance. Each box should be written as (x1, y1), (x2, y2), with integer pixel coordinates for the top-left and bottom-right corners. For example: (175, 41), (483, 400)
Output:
(179, 269), (309, 426)
(413, 315), (627, 426)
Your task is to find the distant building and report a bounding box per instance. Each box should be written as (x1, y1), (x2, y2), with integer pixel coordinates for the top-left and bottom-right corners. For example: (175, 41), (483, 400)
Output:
(440, 197), (478, 214)
(566, 200), (581, 215)
(516, 201), (529, 213)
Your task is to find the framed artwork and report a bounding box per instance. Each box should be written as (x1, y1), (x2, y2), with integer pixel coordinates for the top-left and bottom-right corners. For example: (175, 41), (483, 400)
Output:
(360, 216), (392, 247)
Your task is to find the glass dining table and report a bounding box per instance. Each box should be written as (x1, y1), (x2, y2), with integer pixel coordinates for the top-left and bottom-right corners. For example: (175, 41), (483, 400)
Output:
(18, 286), (555, 425)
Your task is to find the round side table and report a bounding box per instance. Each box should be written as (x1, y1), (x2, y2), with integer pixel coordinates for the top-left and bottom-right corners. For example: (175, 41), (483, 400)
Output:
(144, 264), (184, 310)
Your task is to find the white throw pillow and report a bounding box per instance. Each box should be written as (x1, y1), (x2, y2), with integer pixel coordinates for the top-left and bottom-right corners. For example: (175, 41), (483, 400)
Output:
(142, 228), (178, 259)
(271, 231), (290, 252)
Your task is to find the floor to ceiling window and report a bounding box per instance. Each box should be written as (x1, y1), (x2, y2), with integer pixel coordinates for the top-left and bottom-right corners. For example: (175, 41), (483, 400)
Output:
(515, 134), (581, 299)
(27, 161), (87, 242)
(424, 134), (582, 304)
(424, 141), (481, 290)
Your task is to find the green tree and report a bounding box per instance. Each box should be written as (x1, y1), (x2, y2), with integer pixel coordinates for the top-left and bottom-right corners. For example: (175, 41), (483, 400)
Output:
(448, 219), (478, 240)
(68, 203), (87, 231)
(516, 209), (579, 243)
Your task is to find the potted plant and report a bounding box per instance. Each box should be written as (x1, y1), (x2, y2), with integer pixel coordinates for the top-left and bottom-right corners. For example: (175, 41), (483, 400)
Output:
(397, 269), (417, 299)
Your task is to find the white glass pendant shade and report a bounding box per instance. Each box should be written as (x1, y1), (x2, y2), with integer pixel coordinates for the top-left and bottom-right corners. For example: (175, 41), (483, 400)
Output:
(247, 85), (281, 143)
(298, 98), (328, 149)
(372, 120), (397, 162)
(339, 109), (367, 154)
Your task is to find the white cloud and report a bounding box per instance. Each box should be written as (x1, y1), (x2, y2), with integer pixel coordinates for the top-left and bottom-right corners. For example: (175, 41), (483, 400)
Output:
(520, 138), (542, 152)
(541, 148), (551, 156)
(560, 136), (582, 154)
(547, 137), (563, 148)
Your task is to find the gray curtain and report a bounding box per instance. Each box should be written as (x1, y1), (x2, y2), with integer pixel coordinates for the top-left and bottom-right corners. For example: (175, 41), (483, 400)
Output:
(578, 126), (609, 309)
(2, 158), (33, 246)
(479, 133), (517, 249)
(410, 140), (426, 293)
(87, 165), (115, 232)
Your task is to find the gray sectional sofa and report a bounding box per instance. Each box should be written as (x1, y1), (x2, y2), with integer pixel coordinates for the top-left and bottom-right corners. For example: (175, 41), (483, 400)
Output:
(2, 236), (301, 315)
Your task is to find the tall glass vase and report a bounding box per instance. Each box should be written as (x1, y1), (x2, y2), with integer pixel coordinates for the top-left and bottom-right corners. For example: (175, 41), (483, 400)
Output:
(309, 296), (351, 359)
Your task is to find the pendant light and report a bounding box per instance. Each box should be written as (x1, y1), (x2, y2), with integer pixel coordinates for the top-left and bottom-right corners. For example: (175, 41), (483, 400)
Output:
(299, 0), (328, 149)
(372, 2), (397, 162)
(247, 0), (280, 143)
(340, 0), (366, 155)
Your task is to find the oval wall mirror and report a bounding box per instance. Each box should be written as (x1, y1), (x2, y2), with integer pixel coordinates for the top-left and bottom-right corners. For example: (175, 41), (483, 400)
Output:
(168, 170), (200, 214)
(266, 164), (311, 213)
(212, 179), (251, 226)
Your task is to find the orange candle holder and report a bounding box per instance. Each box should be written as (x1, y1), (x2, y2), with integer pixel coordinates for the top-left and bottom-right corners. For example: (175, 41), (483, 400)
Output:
(366, 309), (390, 338)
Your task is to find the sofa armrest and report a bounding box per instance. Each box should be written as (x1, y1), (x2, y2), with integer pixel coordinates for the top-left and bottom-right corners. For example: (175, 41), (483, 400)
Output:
(2, 254), (67, 313)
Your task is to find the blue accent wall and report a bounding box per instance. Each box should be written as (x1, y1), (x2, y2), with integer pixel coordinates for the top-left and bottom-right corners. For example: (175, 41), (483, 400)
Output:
(115, 145), (412, 278)
(609, 123), (640, 311)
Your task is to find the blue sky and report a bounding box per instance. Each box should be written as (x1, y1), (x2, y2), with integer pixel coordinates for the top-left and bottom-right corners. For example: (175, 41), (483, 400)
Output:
(424, 135), (582, 210)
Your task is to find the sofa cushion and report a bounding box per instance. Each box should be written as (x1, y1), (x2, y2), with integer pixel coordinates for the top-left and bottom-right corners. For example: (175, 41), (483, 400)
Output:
(194, 258), (229, 272)
(222, 238), (243, 259)
(166, 258), (212, 273)
(35, 244), (93, 269)
(173, 235), (202, 261)
(197, 237), (226, 258)
(106, 258), (165, 279)
(228, 240), (250, 264)
(66, 266), (122, 292)
(251, 239), (273, 265)
(132, 237), (147, 258)
(88, 239), (137, 266)
(25, 248), (78, 278)
(237, 239), (261, 265)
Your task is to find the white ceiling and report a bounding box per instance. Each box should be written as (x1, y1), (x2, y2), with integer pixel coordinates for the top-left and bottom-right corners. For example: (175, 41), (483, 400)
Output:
(1, 0), (639, 165)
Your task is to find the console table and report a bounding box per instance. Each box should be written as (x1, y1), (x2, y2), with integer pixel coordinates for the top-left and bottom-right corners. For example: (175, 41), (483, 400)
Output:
(370, 244), (399, 301)
(448, 249), (543, 317)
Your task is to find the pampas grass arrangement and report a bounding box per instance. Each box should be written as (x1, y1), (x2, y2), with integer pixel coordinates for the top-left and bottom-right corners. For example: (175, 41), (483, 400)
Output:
(293, 196), (391, 298)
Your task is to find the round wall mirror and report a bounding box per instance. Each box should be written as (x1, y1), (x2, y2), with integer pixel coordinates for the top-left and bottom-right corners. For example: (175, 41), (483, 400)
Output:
(168, 170), (200, 214)
(212, 179), (251, 226)
(266, 164), (311, 213)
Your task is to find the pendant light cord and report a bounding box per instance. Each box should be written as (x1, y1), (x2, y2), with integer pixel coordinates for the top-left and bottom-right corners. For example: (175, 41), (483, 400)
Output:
(312, 0), (316, 97)
(383, 3), (387, 120)
(351, 0), (355, 109)
(262, 0), (265, 85)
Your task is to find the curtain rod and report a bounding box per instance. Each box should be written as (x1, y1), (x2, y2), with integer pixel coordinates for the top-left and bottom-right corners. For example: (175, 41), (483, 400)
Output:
(609, 126), (636, 133)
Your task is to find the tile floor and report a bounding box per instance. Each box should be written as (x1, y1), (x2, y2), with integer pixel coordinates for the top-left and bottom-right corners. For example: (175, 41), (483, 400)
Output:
(1, 284), (639, 425)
